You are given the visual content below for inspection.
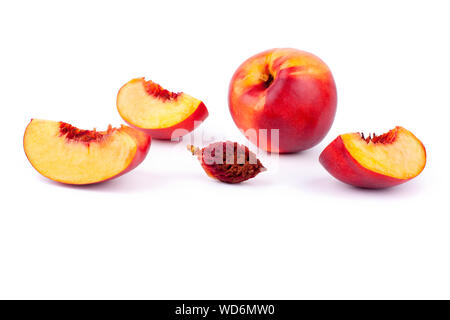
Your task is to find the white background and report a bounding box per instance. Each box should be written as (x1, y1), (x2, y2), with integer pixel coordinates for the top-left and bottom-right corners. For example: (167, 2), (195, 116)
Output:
(1, 0), (449, 299)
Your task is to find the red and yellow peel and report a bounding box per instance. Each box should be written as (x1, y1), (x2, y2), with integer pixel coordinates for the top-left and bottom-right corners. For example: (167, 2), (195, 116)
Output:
(229, 48), (337, 153)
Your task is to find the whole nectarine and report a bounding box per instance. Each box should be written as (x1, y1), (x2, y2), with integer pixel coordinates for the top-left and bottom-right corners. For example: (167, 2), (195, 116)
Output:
(229, 48), (337, 153)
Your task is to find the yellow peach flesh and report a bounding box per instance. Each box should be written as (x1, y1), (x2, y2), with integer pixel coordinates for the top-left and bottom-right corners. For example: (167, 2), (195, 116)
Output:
(117, 79), (200, 129)
(24, 119), (137, 184)
(341, 127), (426, 180)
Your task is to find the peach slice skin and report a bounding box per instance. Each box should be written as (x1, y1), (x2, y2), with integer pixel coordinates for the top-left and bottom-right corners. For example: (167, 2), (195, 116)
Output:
(319, 127), (426, 189)
(117, 125), (152, 176)
(117, 78), (208, 140)
(24, 119), (151, 185)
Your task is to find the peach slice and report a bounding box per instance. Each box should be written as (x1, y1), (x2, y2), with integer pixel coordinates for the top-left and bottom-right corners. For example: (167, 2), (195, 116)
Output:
(117, 78), (208, 140)
(24, 119), (151, 185)
(319, 126), (426, 188)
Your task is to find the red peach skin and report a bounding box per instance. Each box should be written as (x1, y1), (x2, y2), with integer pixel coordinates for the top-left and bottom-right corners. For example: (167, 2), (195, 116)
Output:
(229, 48), (337, 153)
(113, 125), (151, 179)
